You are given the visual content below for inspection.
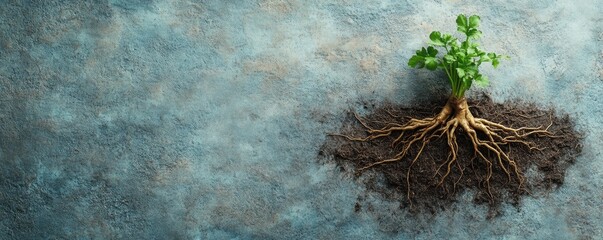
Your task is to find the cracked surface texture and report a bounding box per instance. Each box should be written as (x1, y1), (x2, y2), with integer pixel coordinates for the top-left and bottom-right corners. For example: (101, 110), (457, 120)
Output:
(1, 0), (601, 239)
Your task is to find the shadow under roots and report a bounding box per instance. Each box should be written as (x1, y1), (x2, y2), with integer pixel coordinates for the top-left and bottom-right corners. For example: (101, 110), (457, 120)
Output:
(319, 94), (582, 218)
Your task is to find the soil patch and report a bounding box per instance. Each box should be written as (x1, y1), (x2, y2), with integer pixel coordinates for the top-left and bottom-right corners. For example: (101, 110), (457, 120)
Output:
(319, 94), (582, 217)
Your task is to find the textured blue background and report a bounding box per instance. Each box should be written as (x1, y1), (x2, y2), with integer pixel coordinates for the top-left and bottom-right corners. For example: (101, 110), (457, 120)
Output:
(1, 0), (601, 239)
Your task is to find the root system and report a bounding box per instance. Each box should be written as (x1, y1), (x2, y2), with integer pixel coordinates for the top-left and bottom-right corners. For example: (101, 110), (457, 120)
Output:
(320, 95), (581, 216)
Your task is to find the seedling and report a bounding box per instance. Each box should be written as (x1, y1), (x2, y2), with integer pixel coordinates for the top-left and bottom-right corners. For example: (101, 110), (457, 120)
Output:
(332, 14), (553, 202)
(408, 14), (507, 99)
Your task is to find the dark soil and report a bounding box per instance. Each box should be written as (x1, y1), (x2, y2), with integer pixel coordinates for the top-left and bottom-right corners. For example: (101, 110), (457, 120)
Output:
(319, 94), (582, 217)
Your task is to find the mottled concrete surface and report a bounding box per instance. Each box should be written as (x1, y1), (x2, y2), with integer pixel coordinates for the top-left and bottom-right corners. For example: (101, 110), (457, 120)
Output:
(0, 0), (601, 239)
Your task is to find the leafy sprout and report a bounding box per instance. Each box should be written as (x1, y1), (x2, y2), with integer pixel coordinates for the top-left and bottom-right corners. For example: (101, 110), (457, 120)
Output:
(408, 14), (509, 98)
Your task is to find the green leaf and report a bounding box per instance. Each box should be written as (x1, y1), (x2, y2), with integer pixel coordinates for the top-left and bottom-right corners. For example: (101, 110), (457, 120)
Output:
(457, 25), (467, 34)
(442, 34), (454, 43)
(467, 29), (482, 39)
(461, 41), (469, 49)
(429, 31), (441, 41)
(448, 39), (460, 48)
(408, 55), (424, 68)
(456, 68), (465, 78)
(455, 51), (466, 59)
(475, 47), (485, 56)
(427, 46), (438, 56)
(466, 47), (476, 56)
(456, 14), (468, 28)
(474, 75), (489, 87)
(419, 47), (428, 56)
(465, 66), (478, 77)
(444, 54), (456, 63)
(456, 14), (468, 33)
(429, 31), (445, 46)
(425, 57), (438, 70)
(469, 15), (480, 28)
(492, 58), (500, 68)
(462, 77), (473, 90)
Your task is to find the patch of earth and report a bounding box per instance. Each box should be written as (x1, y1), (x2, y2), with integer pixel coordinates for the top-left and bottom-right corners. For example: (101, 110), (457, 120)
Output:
(319, 94), (582, 218)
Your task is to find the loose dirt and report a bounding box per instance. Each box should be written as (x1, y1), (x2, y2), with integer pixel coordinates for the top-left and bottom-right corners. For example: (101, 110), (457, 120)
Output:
(319, 94), (582, 217)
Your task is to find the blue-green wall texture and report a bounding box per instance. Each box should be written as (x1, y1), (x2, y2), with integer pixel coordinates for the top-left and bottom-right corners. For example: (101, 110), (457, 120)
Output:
(1, 0), (601, 239)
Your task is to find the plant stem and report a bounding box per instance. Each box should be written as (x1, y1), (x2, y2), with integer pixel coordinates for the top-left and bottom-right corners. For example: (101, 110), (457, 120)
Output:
(442, 62), (455, 94)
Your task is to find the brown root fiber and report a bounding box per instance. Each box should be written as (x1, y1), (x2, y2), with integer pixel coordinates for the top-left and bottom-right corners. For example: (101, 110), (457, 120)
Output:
(320, 95), (582, 216)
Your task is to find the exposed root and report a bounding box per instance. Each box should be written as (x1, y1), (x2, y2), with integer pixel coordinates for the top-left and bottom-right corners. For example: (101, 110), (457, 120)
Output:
(330, 97), (555, 205)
